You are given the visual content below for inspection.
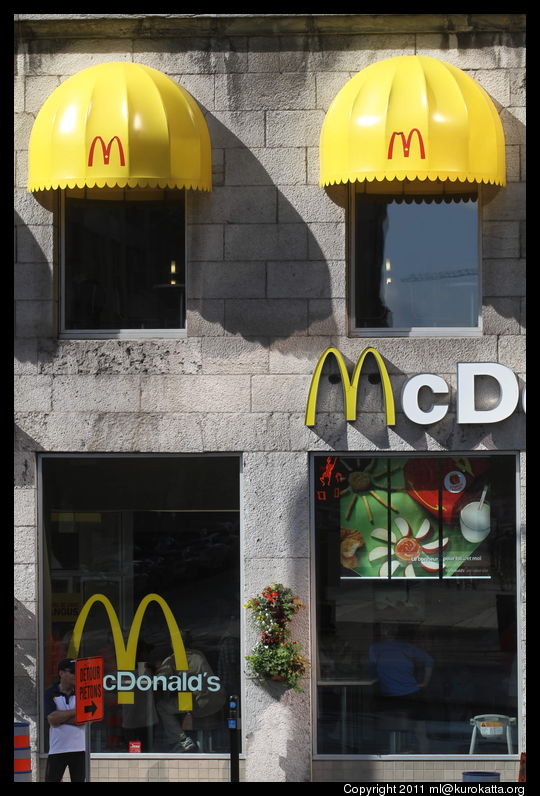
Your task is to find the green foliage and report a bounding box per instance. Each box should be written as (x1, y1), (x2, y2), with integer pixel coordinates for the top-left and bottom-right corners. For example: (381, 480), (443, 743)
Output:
(244, 583), (310, 692)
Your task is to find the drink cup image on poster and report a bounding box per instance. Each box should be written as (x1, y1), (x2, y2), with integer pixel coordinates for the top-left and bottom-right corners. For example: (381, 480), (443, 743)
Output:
(338, 457), (491, 579)
(460, 486), (490, 543)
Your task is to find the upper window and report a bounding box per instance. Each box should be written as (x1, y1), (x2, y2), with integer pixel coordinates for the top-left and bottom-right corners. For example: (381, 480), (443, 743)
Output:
(352, 188), (480, 335)
(318, 56), (505, 339)
(28, 64), (212, 340)
(61, 189), (186, 338)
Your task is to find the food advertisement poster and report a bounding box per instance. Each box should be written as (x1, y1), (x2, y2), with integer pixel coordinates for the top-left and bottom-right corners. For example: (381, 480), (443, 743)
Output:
(317, 456), (492, 579)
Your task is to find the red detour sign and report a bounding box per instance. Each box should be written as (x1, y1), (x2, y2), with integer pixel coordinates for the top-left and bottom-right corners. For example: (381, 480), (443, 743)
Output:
(75, 657), (104, 724)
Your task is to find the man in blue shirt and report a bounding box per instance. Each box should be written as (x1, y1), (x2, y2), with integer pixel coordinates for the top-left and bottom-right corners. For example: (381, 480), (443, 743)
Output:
(369, 628), (433, 697)
(369, 624), (433, 752)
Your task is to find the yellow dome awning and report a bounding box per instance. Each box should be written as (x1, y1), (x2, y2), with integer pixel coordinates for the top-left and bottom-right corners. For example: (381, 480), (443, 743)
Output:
(28, 62), (212, 192)
(320, 55), (506, 188)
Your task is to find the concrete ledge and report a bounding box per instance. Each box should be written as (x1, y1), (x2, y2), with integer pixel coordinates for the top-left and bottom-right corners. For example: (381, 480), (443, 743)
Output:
(15, 14), (526, 40)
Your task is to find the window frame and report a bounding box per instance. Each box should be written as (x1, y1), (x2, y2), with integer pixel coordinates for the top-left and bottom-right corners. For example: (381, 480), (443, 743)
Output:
(348, 184), (484, 338)
(59, 189), (189, 340)
(310, 450), (522, 760)
(37, 452), (246, 759)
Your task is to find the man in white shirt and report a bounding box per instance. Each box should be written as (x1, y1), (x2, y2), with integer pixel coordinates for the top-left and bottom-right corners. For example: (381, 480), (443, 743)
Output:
(44, 659), (86, 782)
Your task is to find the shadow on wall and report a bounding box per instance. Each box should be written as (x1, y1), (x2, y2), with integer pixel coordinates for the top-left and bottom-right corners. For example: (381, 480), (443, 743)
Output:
(14, 599), (37, 721)
(187, 111), (343, 344)
(130, 33), (347, 344)
(14, 200), (56, 343)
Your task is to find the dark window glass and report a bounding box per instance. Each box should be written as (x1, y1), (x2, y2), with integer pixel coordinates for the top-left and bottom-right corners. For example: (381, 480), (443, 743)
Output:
(314, 454), (518, 755)
(64, 193), (185, 331)
(42, 456), (240, 754)
(354, 195), (479, 329)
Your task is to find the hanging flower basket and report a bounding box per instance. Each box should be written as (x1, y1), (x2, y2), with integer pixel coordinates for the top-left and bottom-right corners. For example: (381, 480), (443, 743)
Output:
(244, 583), (310, 692)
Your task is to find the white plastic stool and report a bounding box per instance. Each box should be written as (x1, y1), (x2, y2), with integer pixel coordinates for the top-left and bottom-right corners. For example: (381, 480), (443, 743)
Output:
(469, 714), (516, 754)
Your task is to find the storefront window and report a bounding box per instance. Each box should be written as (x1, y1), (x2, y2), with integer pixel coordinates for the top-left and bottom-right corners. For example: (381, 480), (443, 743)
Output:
(41, 455), (241, 754)
(353, 192), (479, 333)
(62, 190), (186, 335)
(313, 454), (518, 755)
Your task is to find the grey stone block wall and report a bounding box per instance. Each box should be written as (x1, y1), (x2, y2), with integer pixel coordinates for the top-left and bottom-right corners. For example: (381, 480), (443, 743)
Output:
(14, 15), (525, 782)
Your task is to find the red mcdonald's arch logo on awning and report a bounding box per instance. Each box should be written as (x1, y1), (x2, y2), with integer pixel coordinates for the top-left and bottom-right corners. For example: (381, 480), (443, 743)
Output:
(88, 136), (126, 167)
(387, 128), (425, 159)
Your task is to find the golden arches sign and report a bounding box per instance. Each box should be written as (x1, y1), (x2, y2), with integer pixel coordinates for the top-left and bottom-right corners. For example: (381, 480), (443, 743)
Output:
(304, 346), (395, 427)
(68, 593), (192, 711)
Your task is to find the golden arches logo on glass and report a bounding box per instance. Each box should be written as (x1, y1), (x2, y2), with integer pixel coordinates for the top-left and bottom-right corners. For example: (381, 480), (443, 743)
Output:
(68, 593), (193, 711)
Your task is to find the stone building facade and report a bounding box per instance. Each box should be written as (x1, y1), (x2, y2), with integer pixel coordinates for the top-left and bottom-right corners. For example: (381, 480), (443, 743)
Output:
(15, 14), (525, 783)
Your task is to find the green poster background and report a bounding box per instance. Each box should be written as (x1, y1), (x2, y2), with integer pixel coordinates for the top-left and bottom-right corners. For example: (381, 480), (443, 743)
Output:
(339, 457), (490, 579)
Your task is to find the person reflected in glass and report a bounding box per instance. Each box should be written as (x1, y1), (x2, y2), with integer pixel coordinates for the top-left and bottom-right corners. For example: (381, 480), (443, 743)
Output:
(155, 631), (225, 753)
(216, 617), (241, 699)
(120, 639), (159, 752)
(368, 623), (433, 753)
